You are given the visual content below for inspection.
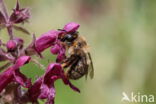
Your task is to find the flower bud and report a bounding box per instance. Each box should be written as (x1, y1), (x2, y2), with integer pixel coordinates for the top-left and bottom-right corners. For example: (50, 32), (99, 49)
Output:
(50, 43), (66, 62)
(6, 40), (17, 51)
(50, 44), (60, 54)
(15, 56), (31, 67)
(10, 1), (30, 24)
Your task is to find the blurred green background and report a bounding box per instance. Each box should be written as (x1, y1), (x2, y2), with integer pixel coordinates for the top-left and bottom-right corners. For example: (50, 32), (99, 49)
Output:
(1, 0), (156, 104)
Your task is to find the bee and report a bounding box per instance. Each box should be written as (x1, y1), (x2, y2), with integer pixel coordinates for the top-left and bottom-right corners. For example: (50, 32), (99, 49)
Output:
(58, 30), (94, 80)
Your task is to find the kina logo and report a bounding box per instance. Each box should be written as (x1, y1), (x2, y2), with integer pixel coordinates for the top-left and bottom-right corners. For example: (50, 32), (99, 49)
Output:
(121, 92), (155, 103)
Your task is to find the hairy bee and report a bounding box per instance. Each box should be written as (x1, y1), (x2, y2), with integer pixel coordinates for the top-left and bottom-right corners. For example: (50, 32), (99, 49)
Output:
(58, 31), (94, 80)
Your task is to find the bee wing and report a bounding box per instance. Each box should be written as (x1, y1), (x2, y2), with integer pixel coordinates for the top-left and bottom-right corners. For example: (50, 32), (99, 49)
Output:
(87, 52), (94, 79)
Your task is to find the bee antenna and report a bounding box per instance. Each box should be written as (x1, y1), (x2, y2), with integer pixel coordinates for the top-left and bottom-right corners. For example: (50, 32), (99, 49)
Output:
(57, 29), (66, 32)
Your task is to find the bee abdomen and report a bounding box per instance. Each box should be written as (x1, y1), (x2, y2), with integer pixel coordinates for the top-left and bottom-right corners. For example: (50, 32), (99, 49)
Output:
(67, 60), (88, 80)
(68, 70), (84, 80)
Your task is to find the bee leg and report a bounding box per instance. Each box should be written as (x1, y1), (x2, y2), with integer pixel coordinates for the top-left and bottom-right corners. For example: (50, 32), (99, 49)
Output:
(67, 58), (80, 80)
(61, 55), (79, 68)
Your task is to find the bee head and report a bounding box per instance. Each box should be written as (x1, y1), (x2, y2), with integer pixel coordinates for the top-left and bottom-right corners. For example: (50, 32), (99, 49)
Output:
(58, 30), (78, 43)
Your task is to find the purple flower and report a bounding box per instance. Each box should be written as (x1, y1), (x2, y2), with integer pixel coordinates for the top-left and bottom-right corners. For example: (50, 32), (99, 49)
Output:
(0, 0), (31, 39)
(50, 43), (66, 62)
(6, 40), (17, 51)
(50, 44), (60, 54)
(0, 56), (31, 92)
(0, 0), (83, 103)
(28, 63), (80, 104)
(9, 0), (30, 24)
(27, 77), (43, 102)
(34, 22), (80, 60)
(35, 30), (62, 53)
(52, 22), (80, 63)
(15, 55), (31, 67)
(6, 38), (24, 51)
(63, 22), (80, 33)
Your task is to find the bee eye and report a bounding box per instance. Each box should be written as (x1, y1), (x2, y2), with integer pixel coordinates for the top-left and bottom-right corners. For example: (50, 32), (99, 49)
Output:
(65, 34), (75, 42)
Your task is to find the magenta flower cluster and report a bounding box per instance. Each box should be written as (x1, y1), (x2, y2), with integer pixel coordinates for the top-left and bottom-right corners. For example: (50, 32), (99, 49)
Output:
(0, 1), (80, 104)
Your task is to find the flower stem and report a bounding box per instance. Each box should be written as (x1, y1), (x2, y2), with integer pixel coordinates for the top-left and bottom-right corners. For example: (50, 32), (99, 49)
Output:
(7, 26), (14, 39)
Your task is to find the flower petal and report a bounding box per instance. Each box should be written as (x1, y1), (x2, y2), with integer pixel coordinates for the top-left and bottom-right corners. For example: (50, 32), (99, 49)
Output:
(39, 84), (55, 100)
(0, 56), (31, 93)
(35, 30), (60, 52)
(63, 22), (80, 33)
(50, 43), (66, 63)
(45, 87), (55, 104)
(46, 63), (80, 93)
(63, 79), (80, 93)
(28, 77), (43, 102)
(0, 67), (14, 92)
(44, 63), (63, 85)
(15, 56), (31, 67)
(56, 53), (66, 63)
(27, 63), (79, 104)
(13, 69), (31, 88)
(50, 44), (60, 54)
